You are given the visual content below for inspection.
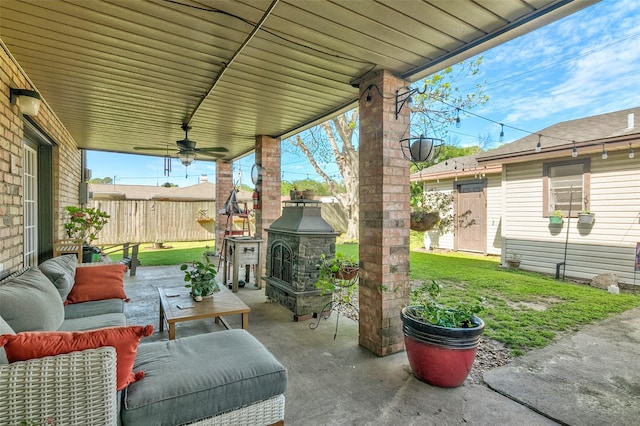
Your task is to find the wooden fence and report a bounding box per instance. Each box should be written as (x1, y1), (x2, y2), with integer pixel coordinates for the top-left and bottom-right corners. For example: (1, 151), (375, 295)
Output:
(89, 199), (349, 245)
(88, 199), (219, 245)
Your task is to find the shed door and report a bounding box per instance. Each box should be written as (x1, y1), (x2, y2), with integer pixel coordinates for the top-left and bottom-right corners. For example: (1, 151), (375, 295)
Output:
(456, 182), (486, 253)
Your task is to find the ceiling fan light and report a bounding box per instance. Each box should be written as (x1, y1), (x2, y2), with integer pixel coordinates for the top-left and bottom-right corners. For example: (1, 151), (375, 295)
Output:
(178, 151), (195, 166)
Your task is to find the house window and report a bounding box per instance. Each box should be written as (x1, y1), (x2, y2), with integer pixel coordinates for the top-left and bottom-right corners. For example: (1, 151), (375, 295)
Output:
(543, 159), (590, 217)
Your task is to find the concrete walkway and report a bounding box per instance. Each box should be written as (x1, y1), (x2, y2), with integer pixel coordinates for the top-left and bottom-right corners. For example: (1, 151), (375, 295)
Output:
(124, 266), (640, 425)
(484, 306), (640, 426)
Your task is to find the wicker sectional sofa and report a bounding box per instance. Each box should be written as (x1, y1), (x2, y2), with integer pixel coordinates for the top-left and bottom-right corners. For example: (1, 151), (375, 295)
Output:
(0, 256), (287, 425)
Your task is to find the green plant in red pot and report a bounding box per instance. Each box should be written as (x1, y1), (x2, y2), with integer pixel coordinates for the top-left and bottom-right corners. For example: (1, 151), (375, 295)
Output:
(401, 280), (484, 388)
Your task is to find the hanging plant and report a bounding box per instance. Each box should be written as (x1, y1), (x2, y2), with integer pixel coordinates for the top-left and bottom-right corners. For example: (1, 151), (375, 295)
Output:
(196, 208), (214, 223)
(410, 189), (454, 233)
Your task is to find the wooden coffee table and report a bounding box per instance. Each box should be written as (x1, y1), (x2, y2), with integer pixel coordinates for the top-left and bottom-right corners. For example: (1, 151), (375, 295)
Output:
(158, 285), (250, 340)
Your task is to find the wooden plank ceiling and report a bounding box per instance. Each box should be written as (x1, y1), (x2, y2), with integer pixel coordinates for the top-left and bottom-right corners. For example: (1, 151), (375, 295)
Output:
(0, 0), (596, 162)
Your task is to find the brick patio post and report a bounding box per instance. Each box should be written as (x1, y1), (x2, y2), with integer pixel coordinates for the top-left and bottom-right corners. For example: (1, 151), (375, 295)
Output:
(358, 70), (410, 356)
(254, 135), (281, 285)
(215, 161), (233, 255)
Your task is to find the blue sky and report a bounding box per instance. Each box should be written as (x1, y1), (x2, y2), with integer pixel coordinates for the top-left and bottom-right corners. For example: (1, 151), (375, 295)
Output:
(88, 0), (640, 187)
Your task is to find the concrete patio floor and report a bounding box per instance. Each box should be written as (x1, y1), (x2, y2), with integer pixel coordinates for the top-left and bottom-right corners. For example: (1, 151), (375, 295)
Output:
(123, 265), (640, 426)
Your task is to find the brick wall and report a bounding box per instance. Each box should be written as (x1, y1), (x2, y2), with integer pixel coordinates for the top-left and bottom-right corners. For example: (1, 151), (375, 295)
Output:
(358, 70), (411, 356)
(0, 44), (81, 277)
(255, 135), (281, 282)
(215, 161), (234, 254)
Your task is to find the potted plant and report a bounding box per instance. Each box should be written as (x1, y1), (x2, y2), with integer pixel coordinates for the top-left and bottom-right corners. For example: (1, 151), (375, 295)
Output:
(180, 255), (220, 301)
(63, 205), (110, 262)
(312, 252), (359, 337)
(289, 185), (302, 200)
(315, 252), (359, 294)
(401, 280), (484, 388)
(196, 208), (213, 223)
(578, 210), (595, 225)
(549, 210), (563, 225)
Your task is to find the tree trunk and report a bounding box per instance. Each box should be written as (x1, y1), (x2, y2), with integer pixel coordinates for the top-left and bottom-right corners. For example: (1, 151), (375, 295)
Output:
(292, 111), (360, 240)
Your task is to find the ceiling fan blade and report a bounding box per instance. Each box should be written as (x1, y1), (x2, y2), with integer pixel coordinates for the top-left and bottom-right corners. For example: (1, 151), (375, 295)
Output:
(194, 152), (226, 159)
(133, 146), (173, 152)
(195, 147), (229, 153)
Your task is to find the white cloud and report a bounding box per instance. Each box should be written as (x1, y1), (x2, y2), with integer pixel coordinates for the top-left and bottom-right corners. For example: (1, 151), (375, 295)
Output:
(480, 0), (640, 128)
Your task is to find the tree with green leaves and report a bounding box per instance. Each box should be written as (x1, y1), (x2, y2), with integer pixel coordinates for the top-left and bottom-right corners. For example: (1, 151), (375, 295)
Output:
(88, 176), (113, 184)
(288, 58), (488, 241)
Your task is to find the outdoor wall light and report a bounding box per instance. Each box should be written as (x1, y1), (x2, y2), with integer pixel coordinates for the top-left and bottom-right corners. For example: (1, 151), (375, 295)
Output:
(178, 151), (195, 166)
(399, 135), (443, 168)
(10, 88), (41, 116)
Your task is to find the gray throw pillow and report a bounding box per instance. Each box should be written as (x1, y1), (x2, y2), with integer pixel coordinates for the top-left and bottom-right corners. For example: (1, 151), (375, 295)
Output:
(0, 267), (64, 332)
(38, 254), (77, 300)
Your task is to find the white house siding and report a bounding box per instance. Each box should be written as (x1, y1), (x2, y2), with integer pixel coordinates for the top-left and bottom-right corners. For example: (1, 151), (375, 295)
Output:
(421, 181), (455, 250)
(503, 151), (640, 285)
(421, 175), (502, 255)
(485, 174), (503, 255)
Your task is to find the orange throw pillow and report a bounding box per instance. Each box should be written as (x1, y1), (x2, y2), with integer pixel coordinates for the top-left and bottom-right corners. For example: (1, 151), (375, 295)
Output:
(66, 263), (129, 304)
(0, 325), (153, 390)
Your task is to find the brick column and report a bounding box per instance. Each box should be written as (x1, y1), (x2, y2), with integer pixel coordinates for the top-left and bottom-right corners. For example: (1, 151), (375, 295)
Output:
(254, 135), (281, 285)
(358, 70), (410, 356)
(215, 161), (233, 255)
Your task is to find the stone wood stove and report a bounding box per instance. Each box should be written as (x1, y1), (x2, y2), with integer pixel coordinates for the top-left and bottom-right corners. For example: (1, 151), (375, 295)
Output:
(264, 200), (339, 320)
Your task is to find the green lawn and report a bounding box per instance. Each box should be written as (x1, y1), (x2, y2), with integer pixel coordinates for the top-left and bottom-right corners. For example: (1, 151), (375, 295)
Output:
(408, 251), (640, 355)
(101, 240), (215, 266)
(112, 239), (640, 356)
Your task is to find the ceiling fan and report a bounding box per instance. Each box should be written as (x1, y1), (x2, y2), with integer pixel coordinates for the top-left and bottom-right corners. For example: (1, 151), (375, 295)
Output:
(133, 123), (228, 166)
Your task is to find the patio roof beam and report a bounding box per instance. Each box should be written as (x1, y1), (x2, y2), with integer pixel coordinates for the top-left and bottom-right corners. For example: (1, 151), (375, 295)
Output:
(186, 0), (280, 126)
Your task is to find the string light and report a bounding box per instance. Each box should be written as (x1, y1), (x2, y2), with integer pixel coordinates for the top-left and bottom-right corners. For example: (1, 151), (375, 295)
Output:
(393, 85), (637, 161)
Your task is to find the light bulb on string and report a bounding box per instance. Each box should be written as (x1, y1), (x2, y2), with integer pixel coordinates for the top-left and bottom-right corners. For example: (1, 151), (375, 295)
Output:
(499, 123), (504, 142)
(455, 108), (461, 128)
(629, 144), (635, 159)
(572, 142), (578, 158)
(535, 134), (542, 153)
(601, 144), (608, 160)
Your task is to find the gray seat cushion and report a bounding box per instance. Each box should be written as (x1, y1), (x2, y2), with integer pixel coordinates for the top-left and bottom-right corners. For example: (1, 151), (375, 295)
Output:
(38, 255), (77, 299)
(0, 267), (64, 332)
(58, 313), (127, 331)
(122, 329), (287, 425)
(64, 298), (124, 319)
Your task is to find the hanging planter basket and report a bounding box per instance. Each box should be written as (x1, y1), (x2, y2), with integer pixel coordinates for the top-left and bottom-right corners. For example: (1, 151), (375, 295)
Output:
(410, 210), (440, 232)
(333, 265), (359, 281)
(578, 213), (595, 225)
(549, 216), (563, 225)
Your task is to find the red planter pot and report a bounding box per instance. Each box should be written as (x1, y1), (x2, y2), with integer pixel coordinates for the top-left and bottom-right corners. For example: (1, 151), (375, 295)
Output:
(401, 306), (484, 388)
